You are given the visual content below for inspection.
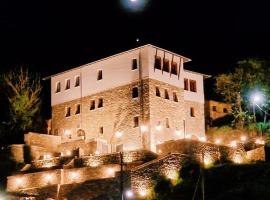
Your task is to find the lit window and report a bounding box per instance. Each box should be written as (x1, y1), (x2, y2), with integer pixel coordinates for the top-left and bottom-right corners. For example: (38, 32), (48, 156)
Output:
(190, 80), (197, 92)
(56, 82), (61, 93)
(132, 87), (139, 98)
(132, 59), (138, 70)
(98, 98), (103, 108)
(171, 62), (178, 75)
(184, 79), (189, 90)
(154, 56), (162, 70)
(173, 92), (178, 102)
(163, 58), (170, 73)
(212, 106), (217, 111)
(75, 104), (81, 115)
(223, 108), (228, 113)
(65, 107), (71, 117)
(75, 76), (80, 87)
(90, 100), (95, 110)
(97, 70), (103, 80)
(166, 118), (170, 128)
(156, 87), (161, 97)
(99, 126), (104, 135)
(65, 79), (71, 90)
(134, 116), (139, 128)
(164, 89), (169, 100)
(190, 107), (195, 117)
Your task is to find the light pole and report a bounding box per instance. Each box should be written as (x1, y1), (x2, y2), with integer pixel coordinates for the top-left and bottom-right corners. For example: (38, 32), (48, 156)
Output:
(250, 92), (263, 123)
(250, 91), (269, 137)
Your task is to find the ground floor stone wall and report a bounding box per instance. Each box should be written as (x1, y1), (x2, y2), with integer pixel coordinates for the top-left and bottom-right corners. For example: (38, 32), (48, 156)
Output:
(76, 150), (157, 168)
(246, 146), (265, 161)
(8, 144), (25, 163)
(52, 79), (151, 152)
(130, 153), (189, 198)
(7, 164), (120, 192)
(156, 139), (264, 165)
(8, 176), (126, 200)
(24, 132), (61, 151)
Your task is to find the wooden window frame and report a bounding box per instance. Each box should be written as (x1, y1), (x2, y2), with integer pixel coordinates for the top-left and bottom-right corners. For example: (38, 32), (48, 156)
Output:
(90, 100), (95, 110)
(154, 56), (162, 70)
(75, 76), (80, 87)
(133, 116), (139, 128)
(97, 70), (103, 81)
(171, 62), (178, 75)
(132, 59), (138, 70)
(132, 87), (139, 98)
(75, 104), (81, 115)
(190, 80), (197, 92)
(56, 82), (61, 93)
(65, 107), (71, 117)
(184, 79), (189, 91)
(190, 107), (195, 117)
(164, 89), (170, 100)
(162, 58), (170, 73)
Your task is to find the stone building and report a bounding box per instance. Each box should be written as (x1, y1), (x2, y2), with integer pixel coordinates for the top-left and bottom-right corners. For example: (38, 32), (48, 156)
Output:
(46, 44), (208, 154)
(205, 100), (232, 127)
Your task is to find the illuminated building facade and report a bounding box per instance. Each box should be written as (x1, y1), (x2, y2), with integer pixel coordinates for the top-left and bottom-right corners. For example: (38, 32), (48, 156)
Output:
(47, 44), (208, 153)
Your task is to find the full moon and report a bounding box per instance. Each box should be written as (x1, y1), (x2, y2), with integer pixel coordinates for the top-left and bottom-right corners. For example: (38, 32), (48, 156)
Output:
(121, 0), (149, 12)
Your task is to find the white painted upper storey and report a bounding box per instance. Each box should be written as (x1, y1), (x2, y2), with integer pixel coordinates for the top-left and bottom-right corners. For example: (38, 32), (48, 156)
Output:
(49, 44), (207, 106)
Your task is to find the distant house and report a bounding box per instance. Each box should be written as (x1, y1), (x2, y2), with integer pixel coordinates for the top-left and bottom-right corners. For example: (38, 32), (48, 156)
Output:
(205, 100), (232, 128)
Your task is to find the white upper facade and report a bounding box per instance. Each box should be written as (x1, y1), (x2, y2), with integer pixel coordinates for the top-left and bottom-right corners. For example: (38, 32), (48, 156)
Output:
(49, 44), (206, 106)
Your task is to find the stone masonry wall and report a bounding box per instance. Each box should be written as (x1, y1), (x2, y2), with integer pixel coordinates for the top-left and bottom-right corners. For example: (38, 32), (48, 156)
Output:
(52, 79), (150, 152)
(7, 164), (120, 192)
(148, 79), (186, 151)
(157, 139), (247, 164)
(52, 78), (206, 153)
(130, 153), (189, 197)
(185, 100), (205, 137)
(76, 150), (157, 167)
(24, 132), (61, 151)
(246, 146), (265, 161)
(8, 144), (25, 163)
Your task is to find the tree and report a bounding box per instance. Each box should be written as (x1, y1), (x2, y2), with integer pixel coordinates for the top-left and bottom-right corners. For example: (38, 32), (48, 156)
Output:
(0, 67), (42, 143)
(216, 58), (270, 129)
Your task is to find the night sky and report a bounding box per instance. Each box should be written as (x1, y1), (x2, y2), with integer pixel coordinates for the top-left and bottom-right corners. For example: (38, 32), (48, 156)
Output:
(1, 0), (270, 77)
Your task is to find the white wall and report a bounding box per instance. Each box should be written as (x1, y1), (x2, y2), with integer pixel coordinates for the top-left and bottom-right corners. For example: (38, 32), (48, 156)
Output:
(183, 71), (205, 103)
(51, 47), (148, 106)
(51, 45), (205, 106)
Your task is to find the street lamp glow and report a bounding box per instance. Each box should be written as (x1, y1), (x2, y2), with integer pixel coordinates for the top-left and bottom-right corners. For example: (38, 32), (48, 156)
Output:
(215, 139), (221, 144)
(185, 134), (191, 139)
(156, 124), (162, 131)
(175, 130), (182, 136)
(240, 135), (247, 142)
(126, 190), (134, 198)
(199, 136), (207, 142)
(115, 131), (123, 138)
(15, 178), (23, 186)
(139, 190), (147, 197)
(106, 168), (115, 176)
(255, 138), (265, 145)
(230, 140), (237, 148)
(44, 174), (53, 183)
(250, 91), (264, 104)
(140, 125), (148, 132)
